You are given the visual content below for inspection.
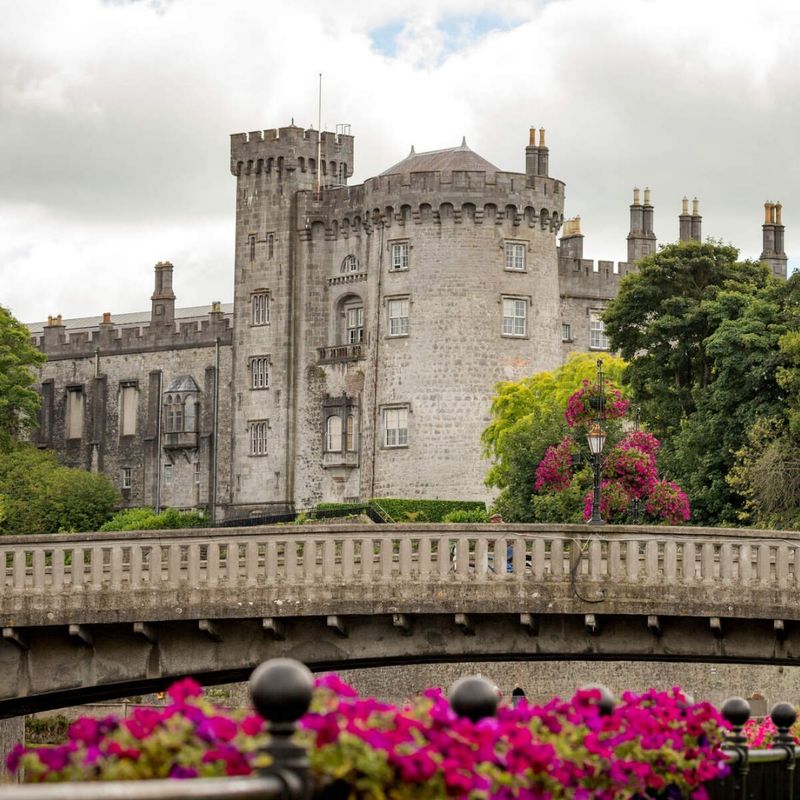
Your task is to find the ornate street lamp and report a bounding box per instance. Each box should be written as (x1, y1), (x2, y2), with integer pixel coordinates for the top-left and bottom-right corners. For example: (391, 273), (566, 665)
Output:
(586, 359), (606, 526)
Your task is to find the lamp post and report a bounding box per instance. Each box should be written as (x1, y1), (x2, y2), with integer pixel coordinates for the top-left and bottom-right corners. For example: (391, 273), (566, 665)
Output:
(586, 359), (606, 526)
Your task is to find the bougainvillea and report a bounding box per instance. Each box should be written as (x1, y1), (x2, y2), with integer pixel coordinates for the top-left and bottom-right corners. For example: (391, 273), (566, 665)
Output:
(646, 480), (691, 525)
(605, 445), (657, 500)
(534, 437), (577, 493)
(583, 479), (633, 523)
(7, 675), (730, 799)
(565, 379), (629, 429)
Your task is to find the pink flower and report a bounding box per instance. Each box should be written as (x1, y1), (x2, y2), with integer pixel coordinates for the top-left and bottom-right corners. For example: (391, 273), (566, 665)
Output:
(534, 437), (577, 493)
(167, 677), (203, 703)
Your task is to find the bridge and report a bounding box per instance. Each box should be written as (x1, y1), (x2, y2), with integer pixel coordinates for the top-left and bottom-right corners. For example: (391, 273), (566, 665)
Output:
(2, 522), (800, 717)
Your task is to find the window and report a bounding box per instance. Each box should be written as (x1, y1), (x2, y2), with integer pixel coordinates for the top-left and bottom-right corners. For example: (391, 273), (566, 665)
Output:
(251, 356), (270, 389)
(163, 464), (173, 485)
(165, 394), (184, 433)
(502, 298), (527, 337)
(66, 387), (84, 439)
(249, 420), (268, 455)
(387, 298), (409, 337)
(505, 242), (526, 271)
(121, 467), (132, 490)
(120, 385), (138, 436)
(252, 292), (269, 325)
(384, 407), (408, 448)
(267, 233), (274, 259)
(184, 397), (197, 432)
(193, 461), (201, 485)
(346, 306), (364, 343)
(325, 415), (343, 452)
(346, 413), (357, 452)
(248, 234), (256, 262)
(589, 311), (609, 350)
(391, 242), (409, 271)
(341, 254), (359, 273)
(561, 323), (572, 342)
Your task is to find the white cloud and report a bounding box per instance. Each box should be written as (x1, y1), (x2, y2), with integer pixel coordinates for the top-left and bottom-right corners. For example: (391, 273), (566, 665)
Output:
(1, 0), (799, 321)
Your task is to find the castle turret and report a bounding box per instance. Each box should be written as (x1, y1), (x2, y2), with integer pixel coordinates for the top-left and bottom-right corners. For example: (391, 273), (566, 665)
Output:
(151, 261), (175, 325)
(761, 201), (788, 279)
(627, 187), (657, 262)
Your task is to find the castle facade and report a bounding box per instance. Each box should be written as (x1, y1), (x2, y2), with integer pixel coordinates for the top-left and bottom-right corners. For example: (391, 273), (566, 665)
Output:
(27, 125), (788, 520)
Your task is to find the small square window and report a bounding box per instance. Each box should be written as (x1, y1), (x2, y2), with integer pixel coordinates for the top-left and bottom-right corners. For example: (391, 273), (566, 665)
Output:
(387, 298), (409, 337)
(502, 298), (527, 337)
(384, 407), (408, 448)
(589, 311), (609, 350)
(391, 242), (409, 271)
(121, 467), (132, 490)
(505, 242), (526, 271)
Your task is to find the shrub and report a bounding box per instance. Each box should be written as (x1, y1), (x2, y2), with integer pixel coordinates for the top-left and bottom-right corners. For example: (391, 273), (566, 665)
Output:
(371, 498), (486, 523)
(441, 509), (490, 523)
(7, 674), (730, 798)
(100, 507), (208, 532)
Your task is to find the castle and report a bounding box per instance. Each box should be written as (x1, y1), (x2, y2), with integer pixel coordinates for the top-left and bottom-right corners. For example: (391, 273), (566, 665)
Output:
(27, 125), (788, 521)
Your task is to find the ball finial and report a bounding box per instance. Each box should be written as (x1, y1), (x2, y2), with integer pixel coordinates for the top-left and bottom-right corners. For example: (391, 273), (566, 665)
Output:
(771, 701), (797, 731)
(249, 658), (314, 723)
(449, 675), (499, 722)
(721, 697), (751, 728)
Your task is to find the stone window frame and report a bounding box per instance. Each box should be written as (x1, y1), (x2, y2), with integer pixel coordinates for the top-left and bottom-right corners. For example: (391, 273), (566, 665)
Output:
(248, 233), (256, 262)
(249, 419), (269, 456)
(589, 309), (610, 350)
(193, 461), (201, 485)
(65, 384), (85, 441)
(561, 323), (573, 343)
(267, 233), (275, 259)
(121, 467), (132, 490)
(251, 290), (270, 326)
(119, 379), (139, 438)
(386, 295), (410, 338)
(322, 395), (360, 455)
(389, 239), (410, 271)
(163, 463), (173, 486)
(382, 404), (410, 449)
(345, 304), (364, 344)
(504, 240), (528, 272)
(249, 355), (270, 390)
(501, 295), (529, 338)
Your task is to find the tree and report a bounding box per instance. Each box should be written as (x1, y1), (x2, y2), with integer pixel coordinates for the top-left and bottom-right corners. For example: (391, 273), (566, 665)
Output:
(0, 305), (45, 445)
(0, 444), (118, 535)
(482, 352), (627, 521)
(604, 241), (798, 524)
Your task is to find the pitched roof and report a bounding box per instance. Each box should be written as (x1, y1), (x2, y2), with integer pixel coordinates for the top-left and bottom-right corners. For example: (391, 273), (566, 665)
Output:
(380, 139), (500, 176)
(166, 375), (200, 393)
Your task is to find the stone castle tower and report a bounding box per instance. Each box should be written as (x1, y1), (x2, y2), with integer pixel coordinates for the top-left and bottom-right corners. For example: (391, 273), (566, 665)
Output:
(228, 125), (564, 513)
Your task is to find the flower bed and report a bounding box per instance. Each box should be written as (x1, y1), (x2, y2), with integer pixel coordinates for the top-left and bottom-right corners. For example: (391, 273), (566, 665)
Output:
(8, 675), (729, 799)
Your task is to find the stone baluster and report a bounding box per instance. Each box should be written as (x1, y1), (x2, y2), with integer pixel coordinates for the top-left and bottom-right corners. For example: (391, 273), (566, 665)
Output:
(323, 538), (336, 581)
(342, 538), (354, 580)
(398, 538), (412, 578)
(91, 546), (104, 588)
(147, 544), (161, 586)
(757, 543), (771, 585)
(701, 542), (715, 583)
(475, 536), (489, 579)
(266, 540), (278, 583)
(682, 540), (696, 584)
(455, 537), (469, 577)
(187, 543), (200, 587)
(776, 543), (789, 588)
(608, 540), (623, 580)
(437, 536), (450, 580)
(167, 544), (181, 587)
(739, 543), (752, 584)
(32, 549), (45, 591)
(495, 537), (508, 577)
(588, 537), (602, 578)
(379, 538), (393, 580)
(551, 538), (564, 578)
(71, 547), (85, 589)
(246, 540), (259, 586)
(228, 541), (241, 584)
(286, 540), (300, 581)
(418, 537), (432, 578)
(720, 542), (733, 582)
(626, 539), (639, 581)
(360, 538), (373, 581)
(51, 547), (65, 591)
(110, 545), (124, 591)
(644, 540), (658, 582)
(13, 549), (26, 590)
(513, 538), (527, 578)
(664, 540), (677, 581)
(207, 542), (220, 586)
(533, 537), (545, 579)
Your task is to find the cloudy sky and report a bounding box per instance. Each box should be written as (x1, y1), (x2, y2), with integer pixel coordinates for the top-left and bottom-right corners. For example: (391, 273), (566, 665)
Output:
(2, 0), (798, 323)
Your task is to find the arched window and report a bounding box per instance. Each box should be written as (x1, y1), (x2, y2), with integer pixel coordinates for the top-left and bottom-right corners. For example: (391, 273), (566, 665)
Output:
(326, 415), (342, 452)
(340, 254), (359, 273)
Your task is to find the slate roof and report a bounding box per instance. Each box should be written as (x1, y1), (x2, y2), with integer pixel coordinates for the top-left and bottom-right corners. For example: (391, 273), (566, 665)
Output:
(380, 139), (500, 176)
(26, 303), (234, 334)
(166, 375), (200, 393)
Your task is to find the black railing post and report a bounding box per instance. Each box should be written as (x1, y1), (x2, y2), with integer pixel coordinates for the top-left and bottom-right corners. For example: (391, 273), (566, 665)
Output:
(250, 658), (314, 800)
(722, 697), (751, 800)
(771, 701), (797, 799)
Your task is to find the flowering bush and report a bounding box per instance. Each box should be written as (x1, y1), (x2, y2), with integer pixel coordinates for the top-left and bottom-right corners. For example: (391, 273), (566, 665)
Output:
(606, 445), (657, 500)
(744, 714), (800, 748)
(620, 431), (660, 459)
(565, 379), (629, 429)
(583, 479), (633, 523)
(534, 437), (577, 493)
(646, 480), (691, 525)
(7, 676), (729, 798)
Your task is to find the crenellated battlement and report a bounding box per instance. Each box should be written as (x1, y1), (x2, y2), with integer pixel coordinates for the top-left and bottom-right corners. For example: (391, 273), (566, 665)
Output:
(558, 254), (635, 298)
(230, 124), (354, 182)
(33, 309), (233, 361)
(295, 170), (565, 239)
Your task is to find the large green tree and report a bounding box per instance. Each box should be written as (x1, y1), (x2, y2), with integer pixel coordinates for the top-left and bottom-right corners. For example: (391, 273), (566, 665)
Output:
(482, 352), (627, 521)
(0, 305), (45, 445)
(604, 241), (798, 524)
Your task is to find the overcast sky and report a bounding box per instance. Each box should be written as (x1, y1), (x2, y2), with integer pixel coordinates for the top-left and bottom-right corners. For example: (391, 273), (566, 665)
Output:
(2, 0), (798, 323)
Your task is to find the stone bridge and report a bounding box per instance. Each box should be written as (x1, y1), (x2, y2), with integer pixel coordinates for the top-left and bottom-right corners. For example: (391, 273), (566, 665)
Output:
(2, 523), (800, 717)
